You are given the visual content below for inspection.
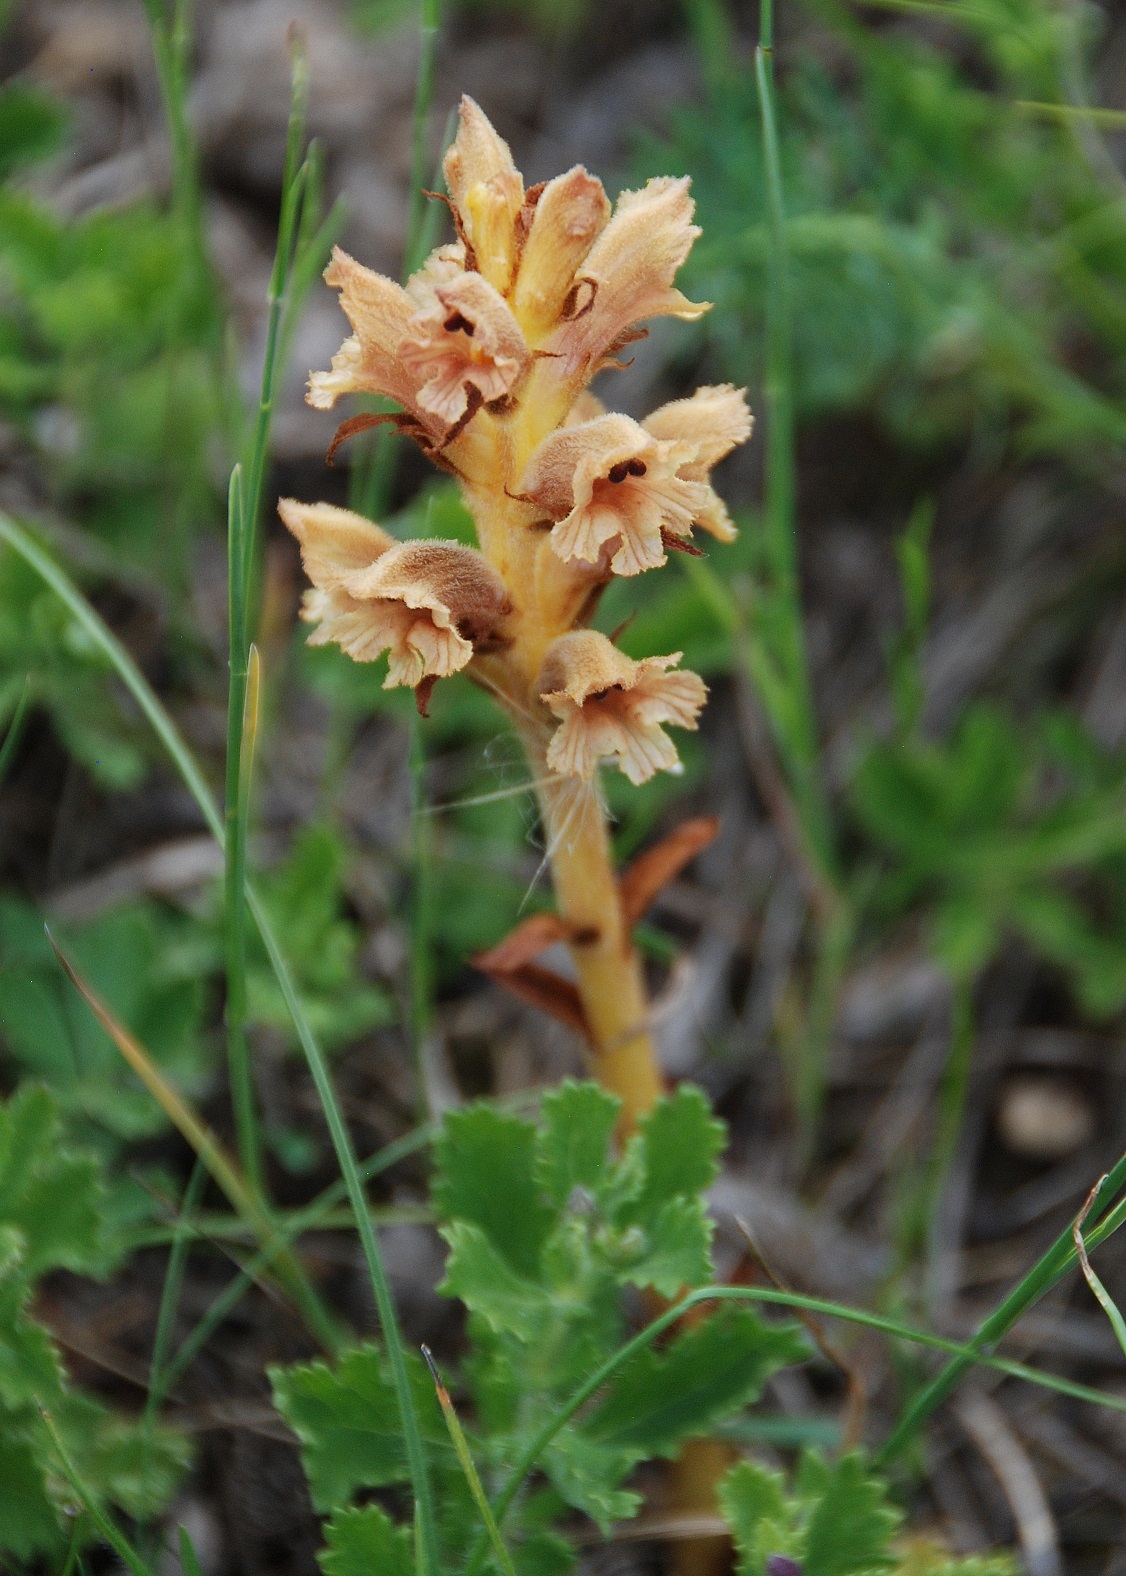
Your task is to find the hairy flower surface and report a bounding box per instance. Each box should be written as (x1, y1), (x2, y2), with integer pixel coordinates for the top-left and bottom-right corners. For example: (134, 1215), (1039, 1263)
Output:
(399, 271), (530, 425)
(293, 102), (749, 768)
(538, 630), (707, 785)
(521, 414), (708, 576)
(643, 384), (753, 542)
(280, 499), (508, 696)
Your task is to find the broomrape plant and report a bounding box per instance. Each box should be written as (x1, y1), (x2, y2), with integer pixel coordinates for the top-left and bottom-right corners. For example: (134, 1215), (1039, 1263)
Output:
(281, 97), (751, 1125)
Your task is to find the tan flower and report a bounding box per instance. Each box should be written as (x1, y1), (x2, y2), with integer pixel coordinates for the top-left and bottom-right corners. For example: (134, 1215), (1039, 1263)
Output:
(520, 413), (709, 577)
(642, 384), (753, 542)
(399, 271), (530, 427)
(511, 166), (611, 343)
(280, 500), (510, 697)
(277, 498), (396, 586)
(538, 630), (707, 785)
(443, 96), (525, 295)
(306, 248), (421, 416)
(544, 176), (710, 383)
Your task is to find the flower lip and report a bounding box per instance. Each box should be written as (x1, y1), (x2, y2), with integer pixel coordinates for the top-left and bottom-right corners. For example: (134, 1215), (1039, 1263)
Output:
(280, 510), (511, 700)
(537, 630), (707, 785)
(399, 272), (531, 428)
(277, 498), (395, 589)
(519, 413), (708, 578)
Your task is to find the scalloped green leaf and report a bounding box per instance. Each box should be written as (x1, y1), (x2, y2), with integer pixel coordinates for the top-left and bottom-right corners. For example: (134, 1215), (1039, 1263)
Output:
(620, 1196), (714, 1296)
(439, 1221), (550, 1339)
(434, 1105), (554, 1277)
(630, 1085), (725, 1221)
(319, 1505), (414, 1576)
(587, 1307), (808, 1459)
(270, 1345), (441, 1512)
(800, 1452), (901, 1576)
(535, 1081), (619, 1208)
(0, 1086), (104, 1277)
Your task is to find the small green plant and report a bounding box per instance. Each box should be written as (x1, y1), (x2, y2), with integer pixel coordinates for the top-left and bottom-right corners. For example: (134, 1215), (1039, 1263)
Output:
(0, 1085), (188, 1560)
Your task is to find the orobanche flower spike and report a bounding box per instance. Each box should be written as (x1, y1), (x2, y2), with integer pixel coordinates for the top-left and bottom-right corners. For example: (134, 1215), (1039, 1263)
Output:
(283, 97), (752, 1126)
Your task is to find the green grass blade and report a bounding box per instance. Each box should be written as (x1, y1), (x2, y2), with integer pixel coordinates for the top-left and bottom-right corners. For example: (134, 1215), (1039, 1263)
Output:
(423, 1345), (519, 1576)
(144, 1156), (208, 1425)
(37, 1405), (156, 1576)
(1073, 1175), (1126, 1359)
(879, 1148), (1126, 1462)
(0, 675), (31, 786)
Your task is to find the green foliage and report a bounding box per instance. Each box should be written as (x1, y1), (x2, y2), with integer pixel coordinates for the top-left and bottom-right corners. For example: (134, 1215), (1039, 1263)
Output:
(0, 546), (149, 788)
(852, 704), (1126, 1002)
(318, 1505), (415, 1576)
(647, 0), (1126, 461)
(275, 1081), (806, 1563)
(247, 823), (394, 1052)
(0, 1087), (188, 1558)
(270, 1343), (447, 1511)
(0, 84), (224, 789)
(0, 896), (209, 1143)
(0, 85), (67, 179)
(720, 1451), (1017, 1576)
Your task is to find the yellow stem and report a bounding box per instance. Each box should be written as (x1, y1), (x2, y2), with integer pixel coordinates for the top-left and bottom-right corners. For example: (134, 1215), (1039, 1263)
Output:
(532, 747), (662, 1130)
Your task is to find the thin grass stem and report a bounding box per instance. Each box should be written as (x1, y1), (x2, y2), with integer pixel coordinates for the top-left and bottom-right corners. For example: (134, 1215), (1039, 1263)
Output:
(0, 675), (31, 786)
(1074, 1174), (1126, 1360)
(423, 1346), (519, 1576)
(144, 1156), (208, 1425)
(878, 1146), (1126, 1462)
(37, 1406), (155, 1576)
(225, 465), (262, 1190)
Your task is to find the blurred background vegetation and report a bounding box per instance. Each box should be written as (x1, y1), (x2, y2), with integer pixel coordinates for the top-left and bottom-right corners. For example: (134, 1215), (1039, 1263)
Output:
(3, 0), (1126, 1567)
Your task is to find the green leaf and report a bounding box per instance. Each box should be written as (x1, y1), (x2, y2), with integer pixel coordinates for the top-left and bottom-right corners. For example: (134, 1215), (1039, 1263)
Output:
(54, 1391), (191, 1522)
(535, 1081), (619, 1209)
(587, 1308), (807, 1459)
(270, 1345), (441, 1512)
(630, 1085), (725, 1219)
(720, 1459), (792, 1576)
(319, 1505), (414, 1576)
(0, 1430), (61, 1559)
(434, 1104), (554, 1277)
(800, 1452), (901, 1576)
(620, 1196), (715, 1297)
(439, 1221), (549, 1340)
(543, 1430), (639, 1533)
(0, 1086), (104, 1276)
(0, 1243), (64, 1408)
(514, 1530), (576, 1576)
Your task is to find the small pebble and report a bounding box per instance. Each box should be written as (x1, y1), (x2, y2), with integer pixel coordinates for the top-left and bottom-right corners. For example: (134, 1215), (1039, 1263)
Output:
(995, 1073), (1095, 1161)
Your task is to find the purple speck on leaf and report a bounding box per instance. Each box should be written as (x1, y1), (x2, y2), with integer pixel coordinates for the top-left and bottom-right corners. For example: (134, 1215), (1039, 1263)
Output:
(766, 1556), (803, 1576)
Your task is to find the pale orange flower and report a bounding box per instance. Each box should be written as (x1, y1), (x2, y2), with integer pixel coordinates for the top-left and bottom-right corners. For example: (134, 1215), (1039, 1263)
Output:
(511, 166), (611, 344)
(280, 499), (509, 699)
(642, 384), (753, 542)
(520, 414), (709, 576)
(538, 630), (707, 785)
(443, 97), (525, 295)
(544, 176), (710, 384)
(399, 271), (530, 426)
